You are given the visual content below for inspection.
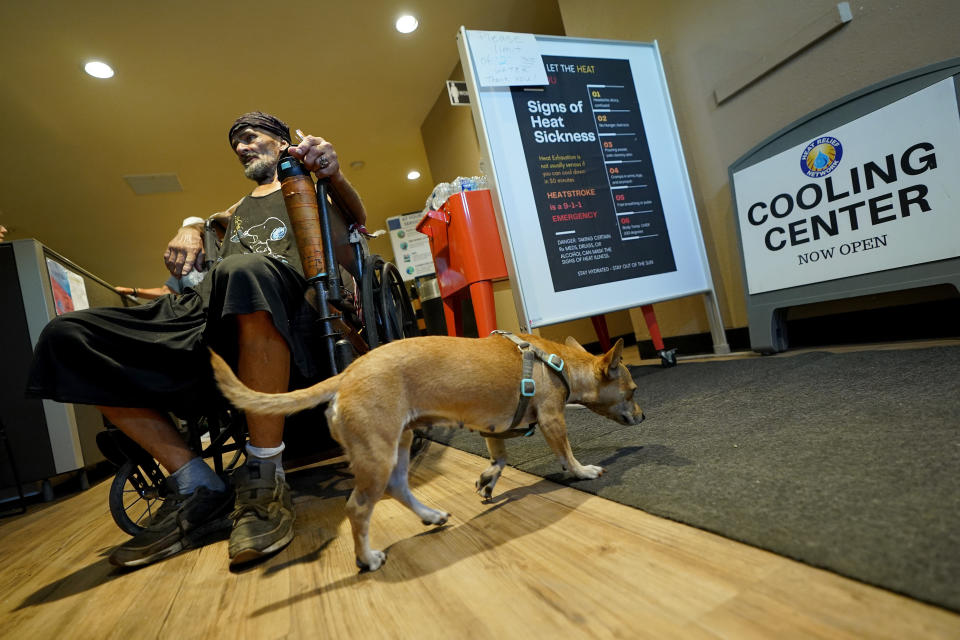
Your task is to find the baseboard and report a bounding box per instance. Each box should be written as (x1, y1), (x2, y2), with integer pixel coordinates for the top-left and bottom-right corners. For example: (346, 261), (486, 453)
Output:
(627, 297), (960, 358)
(632, 328), (750, 360)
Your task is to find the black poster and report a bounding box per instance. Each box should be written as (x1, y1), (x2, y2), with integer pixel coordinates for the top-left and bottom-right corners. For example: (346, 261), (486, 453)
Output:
(511, 56), (677, 292)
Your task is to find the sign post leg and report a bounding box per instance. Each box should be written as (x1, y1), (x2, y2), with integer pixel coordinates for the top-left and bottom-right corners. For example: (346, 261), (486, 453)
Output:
(703, 290), (731, 355)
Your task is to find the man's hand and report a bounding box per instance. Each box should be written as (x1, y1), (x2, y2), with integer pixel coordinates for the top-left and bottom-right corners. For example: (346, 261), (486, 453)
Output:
(164, 224), (204, 277)
(287, 133), (367, 225)
(287, 134), (340, 180)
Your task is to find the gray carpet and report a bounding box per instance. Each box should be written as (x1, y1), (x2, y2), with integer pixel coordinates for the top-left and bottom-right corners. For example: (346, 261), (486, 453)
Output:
(425, 346), (960, 612)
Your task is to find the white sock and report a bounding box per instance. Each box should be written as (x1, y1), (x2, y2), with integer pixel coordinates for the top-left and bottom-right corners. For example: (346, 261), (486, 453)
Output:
(246, 442), (285, 479)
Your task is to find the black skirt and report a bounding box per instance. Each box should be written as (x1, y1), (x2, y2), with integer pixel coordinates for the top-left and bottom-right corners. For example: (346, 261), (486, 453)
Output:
(26, 254), (309, 414)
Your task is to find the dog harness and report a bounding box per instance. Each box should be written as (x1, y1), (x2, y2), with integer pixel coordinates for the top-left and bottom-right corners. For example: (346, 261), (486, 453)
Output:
(487, 330), (572, 438)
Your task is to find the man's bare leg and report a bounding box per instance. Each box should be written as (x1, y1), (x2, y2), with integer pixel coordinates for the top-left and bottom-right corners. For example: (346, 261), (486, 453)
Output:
(235, 310), (289, 448)
(97, 406), (193, 473)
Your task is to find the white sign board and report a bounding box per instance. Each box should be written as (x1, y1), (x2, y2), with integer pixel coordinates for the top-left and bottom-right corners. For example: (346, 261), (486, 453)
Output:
(459, 29), (722, 333)
(386, 212), (436, 282)
(469, 31), (548, 88)
(732, 77), (960, 294)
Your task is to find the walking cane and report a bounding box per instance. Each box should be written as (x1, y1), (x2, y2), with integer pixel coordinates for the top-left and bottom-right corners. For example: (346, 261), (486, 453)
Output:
(276, 150), (363, 373)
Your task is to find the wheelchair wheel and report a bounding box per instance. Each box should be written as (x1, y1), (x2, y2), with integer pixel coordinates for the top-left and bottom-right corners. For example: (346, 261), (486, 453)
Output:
(108, 458), (169, 536)
(361, 255), (419, 348)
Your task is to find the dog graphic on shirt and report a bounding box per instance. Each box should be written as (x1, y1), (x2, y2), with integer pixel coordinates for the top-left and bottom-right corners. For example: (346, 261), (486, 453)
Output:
(231, 216), (288, 256)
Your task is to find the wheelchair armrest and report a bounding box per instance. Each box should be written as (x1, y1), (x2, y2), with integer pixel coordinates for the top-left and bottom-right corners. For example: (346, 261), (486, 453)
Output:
(202, 220), (224, 272)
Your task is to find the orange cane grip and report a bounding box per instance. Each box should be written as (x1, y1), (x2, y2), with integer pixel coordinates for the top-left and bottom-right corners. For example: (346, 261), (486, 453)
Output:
(277, 152), (327, 279)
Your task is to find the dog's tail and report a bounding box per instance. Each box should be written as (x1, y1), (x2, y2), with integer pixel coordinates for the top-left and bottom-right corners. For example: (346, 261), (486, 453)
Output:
(209, 348), (341, 416)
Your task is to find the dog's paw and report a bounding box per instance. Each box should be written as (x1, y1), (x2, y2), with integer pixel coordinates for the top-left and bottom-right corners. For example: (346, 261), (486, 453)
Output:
(421, 510), (450, 526)
(574, 465), (605, 480)
(357, 550), (387, 572)
(475, 470), (501, 500)
(475, 478), (496, 500)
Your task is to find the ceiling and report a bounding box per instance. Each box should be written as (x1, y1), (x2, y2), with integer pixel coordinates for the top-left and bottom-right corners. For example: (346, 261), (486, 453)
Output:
(0, 0), (564, 288)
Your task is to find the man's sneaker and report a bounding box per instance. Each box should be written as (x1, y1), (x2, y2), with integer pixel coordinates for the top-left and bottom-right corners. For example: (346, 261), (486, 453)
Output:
(109, 479), (234, 568)
(228, 461), (295, 566)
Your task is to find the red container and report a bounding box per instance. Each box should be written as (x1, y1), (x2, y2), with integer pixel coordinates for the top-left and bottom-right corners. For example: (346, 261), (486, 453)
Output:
(417, 189), (508, 337)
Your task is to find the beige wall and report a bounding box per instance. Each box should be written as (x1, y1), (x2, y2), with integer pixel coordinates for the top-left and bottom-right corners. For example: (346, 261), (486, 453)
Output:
(557, 0), (960, 341)
(421, 63), (482, 184)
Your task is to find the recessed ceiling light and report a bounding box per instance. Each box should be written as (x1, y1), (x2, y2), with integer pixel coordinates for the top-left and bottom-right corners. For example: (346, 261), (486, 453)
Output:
(395, 15), (419, 34)
(407, 170), (421, 180)
(84, 60), (114, 79)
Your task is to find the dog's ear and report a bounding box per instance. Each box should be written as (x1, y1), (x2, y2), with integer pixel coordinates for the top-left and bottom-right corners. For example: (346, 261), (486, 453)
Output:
(565, 336), (588, 352)
(600, 338), (624, 379)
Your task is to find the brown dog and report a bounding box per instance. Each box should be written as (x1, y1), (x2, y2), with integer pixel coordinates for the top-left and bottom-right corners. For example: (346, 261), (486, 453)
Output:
(210, 333), (644, 571)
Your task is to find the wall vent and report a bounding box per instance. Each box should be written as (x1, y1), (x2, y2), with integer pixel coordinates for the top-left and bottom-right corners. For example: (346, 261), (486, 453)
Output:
(123, 173), (183, 195)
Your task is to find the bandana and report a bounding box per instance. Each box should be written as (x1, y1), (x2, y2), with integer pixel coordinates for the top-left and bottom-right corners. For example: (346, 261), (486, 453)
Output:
(228, 111), (291, 148)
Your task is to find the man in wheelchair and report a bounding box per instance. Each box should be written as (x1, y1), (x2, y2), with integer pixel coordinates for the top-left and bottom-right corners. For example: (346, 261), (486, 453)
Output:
(26, 112), (367, 569)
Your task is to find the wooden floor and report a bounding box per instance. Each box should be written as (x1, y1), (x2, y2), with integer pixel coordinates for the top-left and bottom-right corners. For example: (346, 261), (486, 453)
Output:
(2, 433), (959, 639)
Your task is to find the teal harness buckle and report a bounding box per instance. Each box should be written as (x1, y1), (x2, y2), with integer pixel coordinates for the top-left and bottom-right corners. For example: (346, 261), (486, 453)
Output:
(546, 354), (564, 372)
(520, 378), (536, 396)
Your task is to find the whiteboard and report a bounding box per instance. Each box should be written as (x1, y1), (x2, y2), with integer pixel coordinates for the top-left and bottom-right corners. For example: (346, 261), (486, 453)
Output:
(458, 29), (715, 330)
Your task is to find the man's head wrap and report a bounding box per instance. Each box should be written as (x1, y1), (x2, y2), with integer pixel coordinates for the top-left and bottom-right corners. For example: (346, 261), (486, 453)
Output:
(228, 111), (291, 148)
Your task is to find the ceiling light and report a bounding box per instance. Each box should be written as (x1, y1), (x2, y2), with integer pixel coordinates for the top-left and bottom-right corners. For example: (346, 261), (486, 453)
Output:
(84, 60), (114, 79)
(395, 15), (419, 34)
(407, 170), (421, 180)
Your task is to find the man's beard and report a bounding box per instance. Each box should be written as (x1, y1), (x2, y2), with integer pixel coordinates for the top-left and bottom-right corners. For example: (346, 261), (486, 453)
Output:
(243, 153), (278, 184)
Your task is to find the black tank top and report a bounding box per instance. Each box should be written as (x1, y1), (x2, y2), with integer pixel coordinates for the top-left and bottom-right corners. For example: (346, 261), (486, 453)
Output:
(217, 190), (304, 277)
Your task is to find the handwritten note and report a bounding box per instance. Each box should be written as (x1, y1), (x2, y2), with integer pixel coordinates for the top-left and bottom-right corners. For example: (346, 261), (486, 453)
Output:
(468, 30), (548, 88)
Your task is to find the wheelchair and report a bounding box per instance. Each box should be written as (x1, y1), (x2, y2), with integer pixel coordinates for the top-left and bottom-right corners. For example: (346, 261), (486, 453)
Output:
(99, 153), (420, 535)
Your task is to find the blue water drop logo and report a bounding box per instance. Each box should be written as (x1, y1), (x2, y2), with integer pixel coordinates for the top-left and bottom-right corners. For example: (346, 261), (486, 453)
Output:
(800, 137), (842, 178)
